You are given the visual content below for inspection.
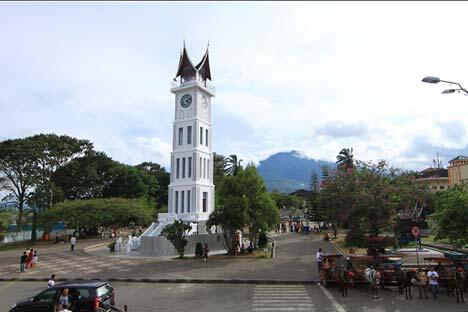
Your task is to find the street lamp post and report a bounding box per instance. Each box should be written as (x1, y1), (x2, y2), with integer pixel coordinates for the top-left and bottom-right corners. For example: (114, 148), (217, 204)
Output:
(422, 76), (468, 95)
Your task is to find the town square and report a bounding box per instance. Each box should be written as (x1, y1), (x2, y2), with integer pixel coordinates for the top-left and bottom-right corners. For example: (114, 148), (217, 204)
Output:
(0, 2), (468, 312)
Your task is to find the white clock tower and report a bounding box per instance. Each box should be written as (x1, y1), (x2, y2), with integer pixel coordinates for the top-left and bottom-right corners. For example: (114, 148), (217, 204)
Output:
(166, 43), (215, 230)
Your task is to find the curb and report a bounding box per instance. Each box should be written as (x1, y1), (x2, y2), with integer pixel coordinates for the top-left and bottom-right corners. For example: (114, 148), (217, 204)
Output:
(0, 277), (322, 285)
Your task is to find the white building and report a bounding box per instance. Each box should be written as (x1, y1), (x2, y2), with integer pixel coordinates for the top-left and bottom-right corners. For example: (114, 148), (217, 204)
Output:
(166, 43), (215, 227)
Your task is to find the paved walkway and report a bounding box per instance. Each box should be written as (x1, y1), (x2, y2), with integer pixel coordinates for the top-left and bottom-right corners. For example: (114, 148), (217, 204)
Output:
(0, 233), (335, 282)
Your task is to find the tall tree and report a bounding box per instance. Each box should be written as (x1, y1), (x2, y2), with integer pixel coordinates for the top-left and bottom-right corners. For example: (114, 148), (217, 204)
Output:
(0, 137), (39, 228)
(135, 162), (169, 208)
(25, 134), (93, 241)
(431, 187), (468, 249)
(306, 170), (322, 224)
(336, 148), (354, 171)
(212, 152), (226, 184)
(224, 154), (243, 176)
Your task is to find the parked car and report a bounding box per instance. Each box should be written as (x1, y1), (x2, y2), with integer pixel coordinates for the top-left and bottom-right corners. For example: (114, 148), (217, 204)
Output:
(9, 280), (115, 312)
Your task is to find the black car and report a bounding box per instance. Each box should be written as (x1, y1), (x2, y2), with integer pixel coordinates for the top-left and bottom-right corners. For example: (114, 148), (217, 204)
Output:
(9, 280), (115, 312)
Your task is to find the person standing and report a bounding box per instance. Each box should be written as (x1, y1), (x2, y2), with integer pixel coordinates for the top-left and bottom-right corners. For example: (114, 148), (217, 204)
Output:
(31, 250), (38, 269)
(417, 268), (428, 299)
(20, 252), (27, 272)
(70, 236), (76, 252)
(203, 243), (209, 262)
(316, 248), (324, 272)
(427, 267), (439, 300)
(48, 274), (56, 288)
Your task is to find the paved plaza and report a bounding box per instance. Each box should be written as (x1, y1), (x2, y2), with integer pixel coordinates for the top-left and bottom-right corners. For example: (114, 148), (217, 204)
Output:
(1, 234), (467, 311)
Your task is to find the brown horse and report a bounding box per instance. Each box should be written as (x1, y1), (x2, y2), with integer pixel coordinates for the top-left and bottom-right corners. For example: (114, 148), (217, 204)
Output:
(443, 270), (466, 303)
(334, 265), (354, 297)
(394, 268), (418, 300)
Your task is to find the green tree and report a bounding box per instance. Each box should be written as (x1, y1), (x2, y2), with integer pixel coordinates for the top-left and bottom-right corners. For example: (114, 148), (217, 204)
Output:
(102, 164), (146, 199)
(135, 162), (169, 208)
(306, 170), (322, 225)
(224, 154), (243, 176)
(336, 148), (355, 171)
(0, 211), (14, 232)
(431, 188), (468, 249)
(0, 137), (39, 228)
(52, 152), (117, 200)
(40, 198), (154, 231)
(212, 152), (226, 184)
(208, 165), (278, 253)
(160, 220), (192, 258)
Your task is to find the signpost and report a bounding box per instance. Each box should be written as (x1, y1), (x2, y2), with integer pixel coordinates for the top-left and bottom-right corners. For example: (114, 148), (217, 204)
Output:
(412, 226), (420, 268)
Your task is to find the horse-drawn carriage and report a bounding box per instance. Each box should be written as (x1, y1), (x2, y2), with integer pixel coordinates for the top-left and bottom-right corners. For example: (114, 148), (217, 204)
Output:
(320, 253), (344, 286)
(378, 255), (403, 286)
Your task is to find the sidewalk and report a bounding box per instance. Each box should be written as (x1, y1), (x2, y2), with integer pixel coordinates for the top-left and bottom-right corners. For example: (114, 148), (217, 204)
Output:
(0, 233), (337, 283)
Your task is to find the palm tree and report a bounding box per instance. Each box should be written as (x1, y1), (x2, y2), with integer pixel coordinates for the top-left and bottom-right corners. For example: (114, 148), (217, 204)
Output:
(224, 154), (243, 176)
(336, 148), (354, 171)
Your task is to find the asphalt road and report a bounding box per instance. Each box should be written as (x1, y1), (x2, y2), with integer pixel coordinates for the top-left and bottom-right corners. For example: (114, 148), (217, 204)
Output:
(1, 282), (467, 312)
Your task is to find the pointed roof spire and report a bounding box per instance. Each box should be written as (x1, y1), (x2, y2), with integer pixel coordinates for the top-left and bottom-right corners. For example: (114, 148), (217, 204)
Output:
(195, 43), (212, 81)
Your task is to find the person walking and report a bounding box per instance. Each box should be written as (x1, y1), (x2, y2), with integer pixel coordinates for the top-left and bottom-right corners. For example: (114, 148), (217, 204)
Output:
(20, 251), (27, 272)
(203, 243), (209, 262)
(316, 248), (324, 285)
(48, 274), (56, 288)
(70, 236), (76, 252)
(427, 267), (439, 300)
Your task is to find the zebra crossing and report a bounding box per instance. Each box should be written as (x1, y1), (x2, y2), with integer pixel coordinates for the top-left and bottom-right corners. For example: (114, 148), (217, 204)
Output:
(252, 285), (316, 312)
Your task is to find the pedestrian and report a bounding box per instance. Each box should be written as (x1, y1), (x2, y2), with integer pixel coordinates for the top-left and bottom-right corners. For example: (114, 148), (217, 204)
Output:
(70, 236), (76, 252)
(416, 268), (428, 299)
(427, 267), (439, 300)
(48, 274), (56, 288)
(203, 243), (209, 262)
(316, 248), (324, 285)
(26, 248), (34, 269)
(20, 251), (27, 272)
(31, 250), (38, 269)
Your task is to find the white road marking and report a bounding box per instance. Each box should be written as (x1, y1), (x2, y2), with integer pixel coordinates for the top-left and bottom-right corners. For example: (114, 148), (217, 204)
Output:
(318, 286), (346, 312)
(253, 285), (315, 311)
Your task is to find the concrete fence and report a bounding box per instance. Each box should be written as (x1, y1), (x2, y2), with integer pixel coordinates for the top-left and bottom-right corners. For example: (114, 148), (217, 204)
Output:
(139, 233), (226, 257)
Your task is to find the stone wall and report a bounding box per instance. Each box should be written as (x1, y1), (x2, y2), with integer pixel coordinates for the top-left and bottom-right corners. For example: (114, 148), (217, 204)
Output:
(139, 233), (226, 257)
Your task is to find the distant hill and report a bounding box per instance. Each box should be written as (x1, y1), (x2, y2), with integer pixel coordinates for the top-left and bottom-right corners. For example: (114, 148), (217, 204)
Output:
(256, 151), (335, 193)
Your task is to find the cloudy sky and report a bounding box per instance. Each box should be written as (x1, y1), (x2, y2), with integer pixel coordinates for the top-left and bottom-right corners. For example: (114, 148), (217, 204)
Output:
(2, 1), (468, 171)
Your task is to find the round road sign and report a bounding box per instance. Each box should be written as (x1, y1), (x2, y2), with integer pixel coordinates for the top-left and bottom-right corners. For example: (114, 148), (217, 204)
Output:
(412, 226), (420, 237)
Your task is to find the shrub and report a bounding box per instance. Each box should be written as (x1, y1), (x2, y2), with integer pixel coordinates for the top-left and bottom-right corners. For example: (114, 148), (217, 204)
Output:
(345, 228), (366, 247)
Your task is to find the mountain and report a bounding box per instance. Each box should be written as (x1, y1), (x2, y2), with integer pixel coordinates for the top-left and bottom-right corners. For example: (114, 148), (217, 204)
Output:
(256, 151), (335, 194)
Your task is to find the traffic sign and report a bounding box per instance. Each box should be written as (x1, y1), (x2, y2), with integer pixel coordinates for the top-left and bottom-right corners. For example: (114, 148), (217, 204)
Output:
(412, 226), (420, 238)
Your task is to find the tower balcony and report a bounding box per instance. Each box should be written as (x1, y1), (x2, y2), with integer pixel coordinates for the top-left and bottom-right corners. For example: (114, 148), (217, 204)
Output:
(171, 74), (215, 96)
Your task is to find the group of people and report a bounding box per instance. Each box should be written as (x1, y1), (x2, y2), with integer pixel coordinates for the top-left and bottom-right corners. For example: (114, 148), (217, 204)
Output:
(20, 247), (38, 272)
(232, 241), (254, 255)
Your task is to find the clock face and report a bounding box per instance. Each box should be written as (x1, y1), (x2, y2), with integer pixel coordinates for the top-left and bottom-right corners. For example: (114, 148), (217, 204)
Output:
(180, 94), (192, 108)
(200, 95), (208, 109)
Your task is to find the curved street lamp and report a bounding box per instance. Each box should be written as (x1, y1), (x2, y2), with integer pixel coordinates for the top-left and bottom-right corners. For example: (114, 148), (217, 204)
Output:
(422, 76), (468, 96)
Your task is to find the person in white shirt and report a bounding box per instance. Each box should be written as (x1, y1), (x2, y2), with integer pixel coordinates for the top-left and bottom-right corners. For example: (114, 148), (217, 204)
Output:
(47, 274), (56, 288)
(316, 248), (324, 285)
(427, 267), (439, 300)
(58, 288), (70, 307)
(70, 236), (76, 252)
(57, 304), (71, 312)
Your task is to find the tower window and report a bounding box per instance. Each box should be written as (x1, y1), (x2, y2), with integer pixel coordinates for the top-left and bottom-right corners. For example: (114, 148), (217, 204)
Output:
(200, 157), (202, 178)
(181, 191), (185, 213)
(202, 192), (208, 212)
(200, 127), (203, 145)
(203, 158), (206, 179)
(176, 158), (180, 179)
(182, 158), (186, 178)
(187, 190), (191, 212)
(175, 191), (179, 214)
(205, 129), (208, 147)
(188, 157), (192, 178)
(179, 127), (183, 145)
(207, 159), (210, 179)
(187, 126), (192, 145)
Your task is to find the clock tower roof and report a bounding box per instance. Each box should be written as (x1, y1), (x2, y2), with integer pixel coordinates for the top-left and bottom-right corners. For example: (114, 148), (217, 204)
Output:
(175, 42), (211, 82)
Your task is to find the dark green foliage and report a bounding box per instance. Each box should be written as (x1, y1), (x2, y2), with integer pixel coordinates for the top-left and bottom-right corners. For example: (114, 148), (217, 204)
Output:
(431, 187), (468, 249)
(208, 164), (279, 254)
(195, 242), (203, 258)
(102, 164), (146, 199)
(40, 197), (154, 231)
(160, 220), (192, 258)
(135, 162), (169, 208)
(257, 231), (268, 248)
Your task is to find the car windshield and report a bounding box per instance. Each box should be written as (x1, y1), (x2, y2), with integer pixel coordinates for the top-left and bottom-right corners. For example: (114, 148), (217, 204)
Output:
(96, 284), (113, 298)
